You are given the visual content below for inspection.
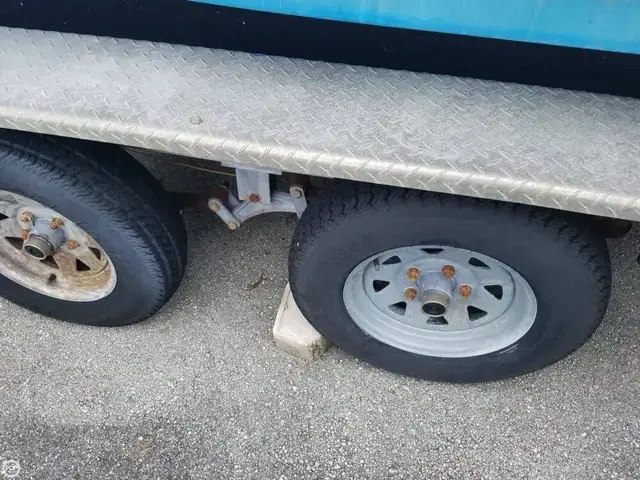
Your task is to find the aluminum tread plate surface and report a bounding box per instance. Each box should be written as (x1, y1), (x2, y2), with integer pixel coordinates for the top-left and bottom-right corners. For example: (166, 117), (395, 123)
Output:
(1, 28), (639, 220)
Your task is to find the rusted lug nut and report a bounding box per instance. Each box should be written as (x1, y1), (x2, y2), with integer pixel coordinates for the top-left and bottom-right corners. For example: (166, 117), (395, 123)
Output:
(441, 264), (456, 278)
(21, 229), (30, 241)
(227, 222), (239, 230)
(50, 217), (64, 229)
(21, 211), (33, 223)
(459, 284), (473, 299)
(247, 193), (261, 203)
(66, 240), (79, 250)
(405, 287), (417, 301)
(407, 267), (420, 282)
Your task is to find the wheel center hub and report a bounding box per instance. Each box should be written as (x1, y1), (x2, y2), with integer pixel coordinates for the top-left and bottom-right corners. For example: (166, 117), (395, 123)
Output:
(23, 234), (55, 259)
(22, 216), (66, 259)
(419, 289), (451, 317)
(416, 270), (457, 318)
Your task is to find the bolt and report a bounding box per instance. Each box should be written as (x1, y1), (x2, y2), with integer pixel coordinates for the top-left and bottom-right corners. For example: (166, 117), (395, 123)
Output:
(208, 200), (221, 213)
(459, 284), (472, 299)
(441, 264), (456, 278)
(21, 211), (33, 223)
(405, 287), (417, 301)
(227, 222), (239, 230)
(247, 193), (261, 203)
(21, 229), (30, 241)
(407, 267), (420, 282)
(291, 187), (303, 199)
(50, 217), (64, 229)
(67, 240), (79, 250)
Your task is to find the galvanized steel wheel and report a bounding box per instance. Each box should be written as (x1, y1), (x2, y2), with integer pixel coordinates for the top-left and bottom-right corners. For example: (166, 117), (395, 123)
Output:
(0, 131), (187, 326)
(342, 245), (537, 359)
(289, 185), (611, 382)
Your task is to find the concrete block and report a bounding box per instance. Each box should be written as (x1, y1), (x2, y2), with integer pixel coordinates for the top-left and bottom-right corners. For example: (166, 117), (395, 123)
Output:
(273, 283), (330, 361)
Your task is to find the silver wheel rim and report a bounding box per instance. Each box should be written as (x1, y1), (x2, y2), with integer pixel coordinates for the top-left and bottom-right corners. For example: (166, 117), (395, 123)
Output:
(343, 246), (537, 358)
(0, 190), (117, 302)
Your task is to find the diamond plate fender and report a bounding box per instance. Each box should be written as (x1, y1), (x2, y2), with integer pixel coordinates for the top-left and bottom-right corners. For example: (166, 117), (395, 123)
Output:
(1, 28), (639, 220)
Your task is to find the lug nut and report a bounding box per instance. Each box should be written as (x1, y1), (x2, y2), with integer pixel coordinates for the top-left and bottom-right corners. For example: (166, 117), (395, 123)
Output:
(21, 229), (30, 241)
(407, 267), (420, 282)
(21, 211), (33, 223)
(50, 217), (64, 229)
(441, 264), (456, 278)
(405, 287), (417, 301)
(67, 240), (79, 250)
(459, 284), (472, 299)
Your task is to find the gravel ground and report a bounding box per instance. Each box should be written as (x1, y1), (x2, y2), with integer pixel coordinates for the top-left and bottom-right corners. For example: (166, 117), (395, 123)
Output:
(0, 156), (638, 480)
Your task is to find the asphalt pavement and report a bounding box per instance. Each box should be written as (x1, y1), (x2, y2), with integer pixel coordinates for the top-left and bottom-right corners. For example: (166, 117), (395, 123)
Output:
(0, 155), (638, 479)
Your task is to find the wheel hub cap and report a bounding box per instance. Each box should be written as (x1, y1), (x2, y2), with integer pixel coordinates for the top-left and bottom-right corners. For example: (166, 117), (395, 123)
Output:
(23, 234), (55, 259)
(419, 289), (450, 317)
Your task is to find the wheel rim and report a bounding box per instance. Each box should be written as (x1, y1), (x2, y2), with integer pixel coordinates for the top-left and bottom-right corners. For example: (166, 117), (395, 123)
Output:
(343, 245), (537, 358)
(0, 190), (117, 302)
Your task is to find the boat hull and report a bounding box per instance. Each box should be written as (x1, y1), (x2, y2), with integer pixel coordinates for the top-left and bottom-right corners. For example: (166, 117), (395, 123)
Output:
(194, 0), (640, 55)
(1, 0), (639, 97)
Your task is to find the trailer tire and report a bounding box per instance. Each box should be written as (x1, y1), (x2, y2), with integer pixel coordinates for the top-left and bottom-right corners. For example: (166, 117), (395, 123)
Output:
(289, 184), (611, 382)
(0, 131), (187, 327)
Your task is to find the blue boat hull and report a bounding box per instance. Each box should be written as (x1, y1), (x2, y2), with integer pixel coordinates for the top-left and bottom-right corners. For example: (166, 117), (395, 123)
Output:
(194, 0), (640, 55)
